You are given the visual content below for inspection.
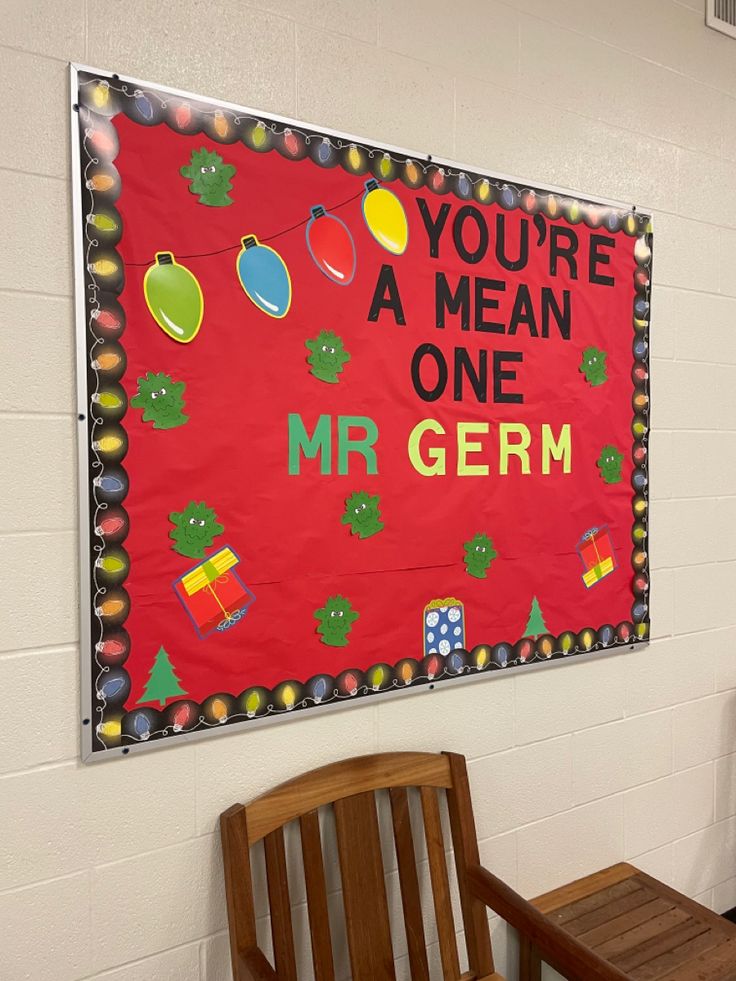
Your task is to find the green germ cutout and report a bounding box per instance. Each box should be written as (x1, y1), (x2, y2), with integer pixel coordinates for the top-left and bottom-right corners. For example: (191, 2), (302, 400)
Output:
(130, 371), (188, 429)
(464, 532), (497, 579)
(169, 501), (224, 558)
(597, 444), (624, 484)
(305, 330), (351, 384)
(341, 491), (383, 539)
(180, 147), (236, 206)
(314, 595), (359, 647)
(579, 346), (608, 386)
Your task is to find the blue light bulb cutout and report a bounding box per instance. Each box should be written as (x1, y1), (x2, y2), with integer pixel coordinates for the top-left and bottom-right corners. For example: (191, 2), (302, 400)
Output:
(133, 713), (151, 740)
(98, 675), (125, 699)
(236, 235), (292, 319)
(134, 89), (154, 121)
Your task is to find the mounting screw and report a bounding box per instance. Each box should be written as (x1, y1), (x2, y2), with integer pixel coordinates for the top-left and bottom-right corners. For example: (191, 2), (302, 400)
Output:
(122, 747), (130, 755)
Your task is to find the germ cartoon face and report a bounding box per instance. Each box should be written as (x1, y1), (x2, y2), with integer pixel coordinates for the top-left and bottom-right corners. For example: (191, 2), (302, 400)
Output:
(305, 330), (351, 383)
(314, 595), (359, 646)
(130, 371), (188, 429)
(169, 501), (224, 558)
(597, 444), (624, 484)
(464, 532), (497, 579)
(341, 491), (383, 539)
(580, 346), (608, 386)
(180, 147), (236, 207)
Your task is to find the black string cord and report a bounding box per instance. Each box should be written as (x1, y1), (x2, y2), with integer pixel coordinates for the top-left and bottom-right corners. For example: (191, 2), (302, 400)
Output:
(123, 187), (365, 267)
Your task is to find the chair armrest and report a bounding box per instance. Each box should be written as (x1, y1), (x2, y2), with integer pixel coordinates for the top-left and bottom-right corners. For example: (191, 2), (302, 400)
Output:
(236, 947), (279, 981)
(466, 864), (630, 981)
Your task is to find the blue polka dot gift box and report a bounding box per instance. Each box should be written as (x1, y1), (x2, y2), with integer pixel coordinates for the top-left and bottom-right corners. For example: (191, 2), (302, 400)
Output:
(423, 597), (466, 658)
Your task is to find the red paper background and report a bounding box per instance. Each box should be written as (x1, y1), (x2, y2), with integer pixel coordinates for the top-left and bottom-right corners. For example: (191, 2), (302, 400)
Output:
(112, 114), (637, 706)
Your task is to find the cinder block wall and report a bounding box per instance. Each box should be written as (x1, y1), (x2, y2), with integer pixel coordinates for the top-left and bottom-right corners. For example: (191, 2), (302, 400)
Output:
(2, 1), (736, 978)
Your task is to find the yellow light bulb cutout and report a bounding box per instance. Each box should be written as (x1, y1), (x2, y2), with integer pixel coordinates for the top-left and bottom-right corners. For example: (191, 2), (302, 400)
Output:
(252, 121), (267, 148)
(97, 719), (121, 738)
(96, 554), (125, 573)
(92, 80), (110, 109)
(92, 392), (122, 409)
(88, 258), (118, 277)
(347, 144), (361, 170)
(362, 179), (408, 256)
(87, 213), (118, 232)
(92, 434), (123, 453)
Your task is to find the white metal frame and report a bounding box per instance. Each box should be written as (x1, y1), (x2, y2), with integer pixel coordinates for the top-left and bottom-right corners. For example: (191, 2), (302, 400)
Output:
(70, 63), (649, 762)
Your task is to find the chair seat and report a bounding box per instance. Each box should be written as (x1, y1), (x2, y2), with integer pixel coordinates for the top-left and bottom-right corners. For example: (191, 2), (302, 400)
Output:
(530, 862), (736, 979)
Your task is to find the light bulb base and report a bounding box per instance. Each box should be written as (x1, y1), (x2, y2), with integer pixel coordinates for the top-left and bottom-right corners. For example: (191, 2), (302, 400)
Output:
(155, 252), (174, 266)
(310, 205), (326, 220)
(365, 178), (379, 193)
(241, 235), (258, 250)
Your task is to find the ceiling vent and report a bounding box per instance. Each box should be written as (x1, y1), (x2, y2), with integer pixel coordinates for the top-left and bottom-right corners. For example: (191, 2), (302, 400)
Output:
(706, 0), (736, 39)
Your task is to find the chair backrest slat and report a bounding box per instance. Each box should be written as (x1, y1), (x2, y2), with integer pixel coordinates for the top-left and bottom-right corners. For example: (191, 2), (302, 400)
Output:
(299, 809), (336, 981)
(264, 827), (298, 981)
(389, 786), (431, 981)
(445, 752), (495, 976)
(420, 785), (461, 981)
(220, 804), (258, 967)
(334, 790), (397, 981)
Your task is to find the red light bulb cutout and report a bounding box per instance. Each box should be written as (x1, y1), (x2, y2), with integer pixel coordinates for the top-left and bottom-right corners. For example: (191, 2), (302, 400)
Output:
(305, 205), (356, 286)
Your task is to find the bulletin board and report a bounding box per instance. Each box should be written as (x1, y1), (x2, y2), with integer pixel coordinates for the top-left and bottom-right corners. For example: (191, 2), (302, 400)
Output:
(71, 66), (651, 760)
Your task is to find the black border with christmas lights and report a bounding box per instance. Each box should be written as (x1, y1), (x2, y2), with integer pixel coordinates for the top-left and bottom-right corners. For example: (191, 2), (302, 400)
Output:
(73, 67), (651, 758)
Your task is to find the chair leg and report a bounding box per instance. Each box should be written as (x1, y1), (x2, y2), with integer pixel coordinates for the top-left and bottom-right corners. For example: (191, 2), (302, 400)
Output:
(519, 935), (542, 981)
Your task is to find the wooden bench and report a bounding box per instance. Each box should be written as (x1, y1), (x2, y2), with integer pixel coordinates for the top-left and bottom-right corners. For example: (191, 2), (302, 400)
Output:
(520, 863), (736, 980)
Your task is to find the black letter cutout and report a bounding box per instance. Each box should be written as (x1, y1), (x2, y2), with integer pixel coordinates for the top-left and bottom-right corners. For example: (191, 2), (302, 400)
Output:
(368, 264), (406, 325)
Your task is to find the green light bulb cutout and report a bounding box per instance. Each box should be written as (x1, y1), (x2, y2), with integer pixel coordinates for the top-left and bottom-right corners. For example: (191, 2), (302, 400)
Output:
(143, 252), (204, 344)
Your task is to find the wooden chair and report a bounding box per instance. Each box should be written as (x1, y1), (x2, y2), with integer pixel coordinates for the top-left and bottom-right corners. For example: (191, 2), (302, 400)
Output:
(220, 752), (736, 981)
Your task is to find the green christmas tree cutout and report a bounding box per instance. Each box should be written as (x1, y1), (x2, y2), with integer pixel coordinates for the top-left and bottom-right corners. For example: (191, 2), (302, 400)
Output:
(136, 646), (187, 707)
(523, 596), (548, 639)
